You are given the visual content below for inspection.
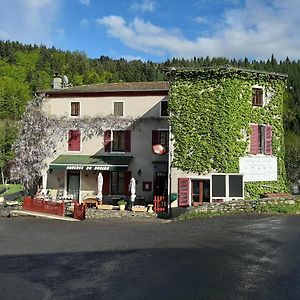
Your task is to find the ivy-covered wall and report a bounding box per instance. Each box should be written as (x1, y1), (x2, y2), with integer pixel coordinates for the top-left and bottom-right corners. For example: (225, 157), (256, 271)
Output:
(167, 67), (288, 199)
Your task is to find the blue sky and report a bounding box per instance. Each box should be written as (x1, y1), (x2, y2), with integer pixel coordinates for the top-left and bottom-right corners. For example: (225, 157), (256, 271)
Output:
(1, 0), (300, 62)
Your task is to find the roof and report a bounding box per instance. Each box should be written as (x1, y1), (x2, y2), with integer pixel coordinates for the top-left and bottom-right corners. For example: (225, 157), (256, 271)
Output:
(39, 81), (169, 96)
(49, 155), (134, 171)
(165, 66), (288, 79)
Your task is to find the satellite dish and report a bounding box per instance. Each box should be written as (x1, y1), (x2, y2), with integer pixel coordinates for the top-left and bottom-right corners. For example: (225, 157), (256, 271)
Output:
(62, 75), (69, 86)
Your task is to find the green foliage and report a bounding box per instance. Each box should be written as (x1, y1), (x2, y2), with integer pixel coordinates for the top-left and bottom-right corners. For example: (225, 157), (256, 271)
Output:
(0, 183), (23, 195)
(254, 201), (300, 213)
(117, 199), (127, 206)
(168, 67), (287, 198)
(284, 131), (300, 183)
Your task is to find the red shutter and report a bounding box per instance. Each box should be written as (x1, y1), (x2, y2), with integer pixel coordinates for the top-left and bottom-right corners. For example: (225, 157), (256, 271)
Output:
(102, 171), (110, 195)
(124, 171), (132, 196)
(152, 130), (159, 146)
(250, 124), (259, 154)
(104, 130), (111, 152)
(264, 125), (272, 155)
(178, 178), (190, 207)
(125, 130), (131, 152)
(68, 130), (80, 151)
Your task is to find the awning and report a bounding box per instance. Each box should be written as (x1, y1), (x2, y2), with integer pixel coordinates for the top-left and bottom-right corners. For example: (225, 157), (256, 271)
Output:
(49, 155), (134, 171)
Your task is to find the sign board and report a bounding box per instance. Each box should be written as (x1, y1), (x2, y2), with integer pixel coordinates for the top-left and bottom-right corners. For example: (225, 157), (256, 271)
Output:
(50, 164), (127, 171)
(239, 156), (277, 182)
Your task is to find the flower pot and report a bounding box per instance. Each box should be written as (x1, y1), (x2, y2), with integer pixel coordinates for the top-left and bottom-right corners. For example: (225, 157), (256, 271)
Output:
(119, 204), (126, 211)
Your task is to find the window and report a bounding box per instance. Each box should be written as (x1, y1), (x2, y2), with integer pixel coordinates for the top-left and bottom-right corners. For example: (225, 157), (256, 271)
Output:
(68, 130), (81, 151)
(71, 102), (80, 116)
(114, 102), (124, 116)
(111, 171), (131, 195)
(250, 124), (272, 155)
(104, 130), (131, 152)
(252, 87), (264, 106)
(111, 172), (125, 195)
(160, 100), (168, 117)
(152, 130), (169, 149)
(112, 131), (125, 152)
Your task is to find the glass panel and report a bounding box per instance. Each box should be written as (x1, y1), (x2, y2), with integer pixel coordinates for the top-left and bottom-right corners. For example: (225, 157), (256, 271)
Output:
(112, 131), (125, 152)
(71, 102), (80, 116)
(114, 102), (123, 116)
(111, 172), (125, 195)
(160, 101), (168, 116)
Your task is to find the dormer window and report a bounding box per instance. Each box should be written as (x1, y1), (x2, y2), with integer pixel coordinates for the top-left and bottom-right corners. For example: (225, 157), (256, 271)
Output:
(71, 102), (80, 116)
(252, 87), (264, 107)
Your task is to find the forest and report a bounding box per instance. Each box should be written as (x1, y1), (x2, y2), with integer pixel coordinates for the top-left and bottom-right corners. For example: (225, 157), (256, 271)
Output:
(0, 40), (300, 185)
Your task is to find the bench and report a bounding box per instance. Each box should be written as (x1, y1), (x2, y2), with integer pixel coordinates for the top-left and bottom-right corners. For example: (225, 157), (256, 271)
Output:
(82, 197), (99, 208)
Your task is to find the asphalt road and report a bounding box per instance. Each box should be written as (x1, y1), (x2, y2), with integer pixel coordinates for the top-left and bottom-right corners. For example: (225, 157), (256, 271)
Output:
(0, 214), (299, 300)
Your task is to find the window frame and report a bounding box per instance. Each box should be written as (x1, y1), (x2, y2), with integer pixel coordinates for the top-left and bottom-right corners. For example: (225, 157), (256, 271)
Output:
(112, 130), (126, 152)
(70, 101), (81, 117)
(252, 86), (265, 107)
(160, 100), (168, 117)
(250, 124), (272, 155)
(113, 101), (124, 117)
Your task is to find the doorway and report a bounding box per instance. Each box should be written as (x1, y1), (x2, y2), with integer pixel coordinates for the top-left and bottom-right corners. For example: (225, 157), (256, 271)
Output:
(191, 179), (210, 205)
(67, 171), (80, 201)
(154, 172), (168, 196)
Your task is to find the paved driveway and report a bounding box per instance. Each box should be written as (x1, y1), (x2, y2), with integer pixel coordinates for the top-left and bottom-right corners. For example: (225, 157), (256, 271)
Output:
(0, 215), (299, 299)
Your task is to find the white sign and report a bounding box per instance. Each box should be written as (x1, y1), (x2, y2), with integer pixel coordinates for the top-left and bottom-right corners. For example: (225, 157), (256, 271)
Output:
(239, 156), (277, 182)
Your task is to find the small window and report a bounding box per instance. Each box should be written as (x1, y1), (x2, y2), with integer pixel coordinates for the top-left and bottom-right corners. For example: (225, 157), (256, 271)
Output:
(252, 87), (264, 106)
(114, 102), (124, 116)
(71, 102), (80, 116)
(160, 100), (168, 117)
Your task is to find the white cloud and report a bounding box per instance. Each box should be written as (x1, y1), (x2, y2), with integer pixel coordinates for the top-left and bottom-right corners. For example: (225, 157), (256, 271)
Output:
(98, 0), (300, 60)
(0, 0), (60, 46)
(78, 0), (91, 5)
(194, 16), (210, 24)
(130, 0), (156, 13)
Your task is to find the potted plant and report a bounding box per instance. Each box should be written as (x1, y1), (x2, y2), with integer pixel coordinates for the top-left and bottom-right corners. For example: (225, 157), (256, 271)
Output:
(117, 199), (127, 211)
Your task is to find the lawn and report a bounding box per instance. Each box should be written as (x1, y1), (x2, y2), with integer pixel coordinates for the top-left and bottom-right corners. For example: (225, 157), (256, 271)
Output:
(0, 184), (24, 196)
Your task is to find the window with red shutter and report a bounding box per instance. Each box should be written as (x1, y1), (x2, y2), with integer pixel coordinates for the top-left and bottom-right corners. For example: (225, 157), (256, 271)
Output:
(102, 171), (110, 195)
(250, 124), (259, 154)
(178, 178), (190, 207)
(250, 124), (272, 155)
(104, 130), (112, 152)
(264, 125), (272, 155)
(125, 130), (131, 152)
(152, 130), (159, 146)
(68, 130), (80, 151)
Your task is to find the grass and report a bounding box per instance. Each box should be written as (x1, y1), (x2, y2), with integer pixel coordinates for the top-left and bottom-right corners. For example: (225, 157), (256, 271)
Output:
(0, 184), (24, 196)
(177, 200), (300, 221)
(255, 201), (300, 214)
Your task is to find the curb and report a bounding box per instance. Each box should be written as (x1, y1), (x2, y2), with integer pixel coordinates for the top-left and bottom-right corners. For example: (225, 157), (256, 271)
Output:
(10, 210), (80, 222)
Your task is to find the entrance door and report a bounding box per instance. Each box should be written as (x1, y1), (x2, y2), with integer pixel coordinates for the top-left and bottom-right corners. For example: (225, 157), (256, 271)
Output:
(191, 179), (210, 205)
(67, 171), (80, 201)
(154, 172), (168, 196)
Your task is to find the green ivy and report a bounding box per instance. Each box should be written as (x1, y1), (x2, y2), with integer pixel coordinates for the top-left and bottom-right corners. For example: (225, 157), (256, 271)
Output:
(167, 67), (287, 199)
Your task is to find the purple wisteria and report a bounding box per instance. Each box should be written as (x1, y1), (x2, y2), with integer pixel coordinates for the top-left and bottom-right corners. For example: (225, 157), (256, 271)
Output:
(10, 94), (135, 189)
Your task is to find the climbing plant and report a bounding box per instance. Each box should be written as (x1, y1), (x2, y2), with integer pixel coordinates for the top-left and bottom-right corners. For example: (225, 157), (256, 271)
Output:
(167, 67), (288, 199)
(10, 93), (135, 190)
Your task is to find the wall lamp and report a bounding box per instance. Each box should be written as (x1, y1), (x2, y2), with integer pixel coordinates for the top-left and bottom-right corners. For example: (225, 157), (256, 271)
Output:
(138, 169), (142, 176)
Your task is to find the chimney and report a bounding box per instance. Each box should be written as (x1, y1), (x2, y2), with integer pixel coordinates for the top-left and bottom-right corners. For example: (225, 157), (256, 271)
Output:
(52, 73), (63, 89)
